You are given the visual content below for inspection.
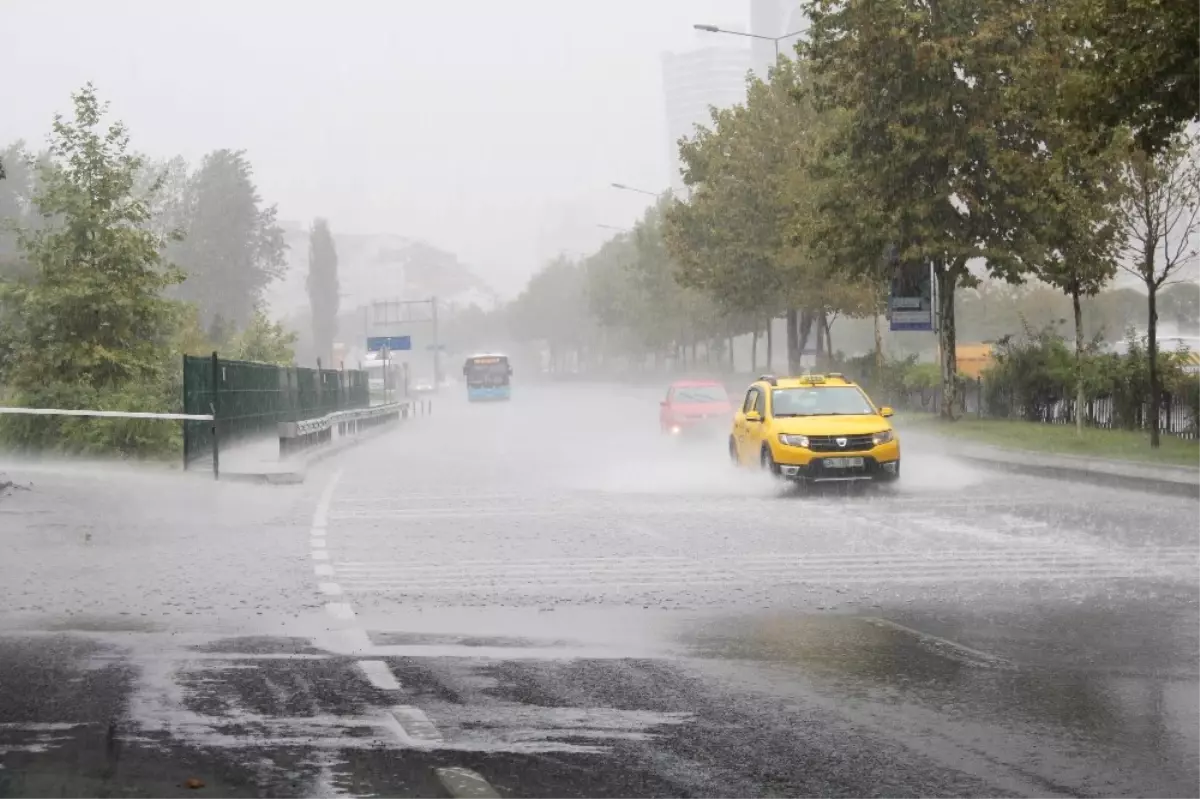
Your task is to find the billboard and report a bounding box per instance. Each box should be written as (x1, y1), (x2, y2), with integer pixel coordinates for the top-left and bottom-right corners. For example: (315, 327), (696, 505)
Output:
(889, 259), (934, 332)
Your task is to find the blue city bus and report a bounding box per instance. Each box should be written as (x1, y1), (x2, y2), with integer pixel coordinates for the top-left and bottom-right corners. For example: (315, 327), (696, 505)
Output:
(463, 353), (512, 401)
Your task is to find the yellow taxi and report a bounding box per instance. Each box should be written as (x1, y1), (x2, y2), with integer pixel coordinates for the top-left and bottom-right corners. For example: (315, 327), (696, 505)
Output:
(729, 373), (900, 484)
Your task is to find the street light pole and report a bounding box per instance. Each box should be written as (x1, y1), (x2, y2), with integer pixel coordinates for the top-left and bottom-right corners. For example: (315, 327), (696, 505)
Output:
(692, 23), (809, 65)
(610, 182), (661, 198)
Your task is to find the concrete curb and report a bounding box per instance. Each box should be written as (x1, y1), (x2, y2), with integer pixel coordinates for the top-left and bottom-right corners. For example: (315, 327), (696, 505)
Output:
(949, 441), (1199, 498)
(218, 425), (394, 485)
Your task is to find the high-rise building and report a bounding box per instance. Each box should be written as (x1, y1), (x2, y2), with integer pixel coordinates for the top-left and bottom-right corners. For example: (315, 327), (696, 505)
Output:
(749, 0), (807, 76)
(661, 31), (751, 193)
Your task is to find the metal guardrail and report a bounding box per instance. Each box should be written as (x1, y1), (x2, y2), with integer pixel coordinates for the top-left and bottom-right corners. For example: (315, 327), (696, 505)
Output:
(277, 399), (433, 458)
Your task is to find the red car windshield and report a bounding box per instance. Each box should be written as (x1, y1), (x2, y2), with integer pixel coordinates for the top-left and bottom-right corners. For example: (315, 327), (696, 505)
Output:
(672, 385), (727, 404)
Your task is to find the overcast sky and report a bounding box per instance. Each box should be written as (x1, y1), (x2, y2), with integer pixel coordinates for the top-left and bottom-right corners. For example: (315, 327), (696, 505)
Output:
(2, 0), (753, 296)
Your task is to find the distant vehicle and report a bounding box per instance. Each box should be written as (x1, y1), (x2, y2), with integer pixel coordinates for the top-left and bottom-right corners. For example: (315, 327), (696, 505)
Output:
(730, 373), (900, 485)
(412, 378), (435, 393)
(463, 353), (512, 401)
(660, 379), (733, 438)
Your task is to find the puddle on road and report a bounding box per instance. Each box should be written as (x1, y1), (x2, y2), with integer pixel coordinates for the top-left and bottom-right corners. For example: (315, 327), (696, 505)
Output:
(679, 609), (1200, 797)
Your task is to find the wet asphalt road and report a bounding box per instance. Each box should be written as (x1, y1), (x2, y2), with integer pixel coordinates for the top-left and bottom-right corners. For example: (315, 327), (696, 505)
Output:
(0, 382), (1197, 798)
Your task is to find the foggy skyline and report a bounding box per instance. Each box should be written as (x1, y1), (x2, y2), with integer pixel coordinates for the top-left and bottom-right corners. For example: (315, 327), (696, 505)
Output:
(2, 0), (755, 298)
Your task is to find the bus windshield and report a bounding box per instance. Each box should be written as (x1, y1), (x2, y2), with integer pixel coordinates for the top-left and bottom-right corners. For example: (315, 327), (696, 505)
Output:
(464, 358), (510, 386)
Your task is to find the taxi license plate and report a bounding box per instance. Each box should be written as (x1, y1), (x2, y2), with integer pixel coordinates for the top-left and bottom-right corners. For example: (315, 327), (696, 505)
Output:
(824, 457), (864, 469)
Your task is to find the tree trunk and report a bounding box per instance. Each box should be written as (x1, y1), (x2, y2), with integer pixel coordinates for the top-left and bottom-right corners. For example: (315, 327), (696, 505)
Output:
(936, 260), (959, 420)
(751, 329), (759, 372)
(824, 312), (834, 364)
(873, 311), (884, 372)
(1147, 278), (1161, 448)
(765, 320), (774, 372)
(814, 312), (825, 369)
(786, 308), (801, 373)
(795, 309), (815, 373)
(1072, 284), (1085, 436)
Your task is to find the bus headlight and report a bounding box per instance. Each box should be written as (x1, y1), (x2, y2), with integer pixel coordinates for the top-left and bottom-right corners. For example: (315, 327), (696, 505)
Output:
(779, 434), (810, 448)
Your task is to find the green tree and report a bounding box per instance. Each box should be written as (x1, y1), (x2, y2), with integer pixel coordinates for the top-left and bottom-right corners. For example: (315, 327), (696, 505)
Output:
(172, 149), (287, 330)
(0, 84), (183, 454)
(1158, 281), (1199, 335)
(0, 142), (51, 281)
(509, 255), (597, 371)
(804, 0), (1050, 418)
(1004, 21), (1128, 435)
(1115, 134), (1200, 447)
(306, 217), (339, 364)
(226, 308), (297, 365)
(1058, 0), (1199, 155)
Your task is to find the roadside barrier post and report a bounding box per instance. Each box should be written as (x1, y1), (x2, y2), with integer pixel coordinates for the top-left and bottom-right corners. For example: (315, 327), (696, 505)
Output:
(211, 351), (220, 481)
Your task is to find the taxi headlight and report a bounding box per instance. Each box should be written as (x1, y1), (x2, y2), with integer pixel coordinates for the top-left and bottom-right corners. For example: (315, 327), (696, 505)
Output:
(872, 429), (894, 445)
(779, 433), (810, 448)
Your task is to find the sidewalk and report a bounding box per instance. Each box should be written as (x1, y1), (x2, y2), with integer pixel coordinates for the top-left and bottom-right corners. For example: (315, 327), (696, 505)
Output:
(908, 432), (1199, 497)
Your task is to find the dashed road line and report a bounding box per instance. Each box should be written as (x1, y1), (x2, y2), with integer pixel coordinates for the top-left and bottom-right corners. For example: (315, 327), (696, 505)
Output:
(435, 767), (501, 799)
(357, 659), (402, 691)
(389, 706), (443, 745)
(324, 601), (356, 620)
(312, 469), (449, 749)
(865, 616), (1016, 669)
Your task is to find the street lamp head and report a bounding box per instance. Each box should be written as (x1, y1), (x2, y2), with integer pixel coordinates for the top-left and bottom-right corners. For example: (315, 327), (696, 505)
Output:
(693, 23), (720, 32)
(610, 182), (628, 190)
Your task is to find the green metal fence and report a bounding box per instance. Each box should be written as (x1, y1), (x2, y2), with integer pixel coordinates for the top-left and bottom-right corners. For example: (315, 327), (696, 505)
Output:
(182, 353), (370, 468)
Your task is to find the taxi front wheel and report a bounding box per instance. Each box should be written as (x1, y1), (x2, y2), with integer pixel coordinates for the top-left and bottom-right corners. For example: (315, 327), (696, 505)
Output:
(760, 445), (782, 478)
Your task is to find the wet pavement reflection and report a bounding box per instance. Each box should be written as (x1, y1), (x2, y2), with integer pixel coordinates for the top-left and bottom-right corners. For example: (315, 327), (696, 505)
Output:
(0, 383), (1197, 797)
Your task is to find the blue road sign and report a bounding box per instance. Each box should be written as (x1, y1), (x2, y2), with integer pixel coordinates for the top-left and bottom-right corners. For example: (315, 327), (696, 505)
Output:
(889, 260), (934, 332)
(367, 336), (412, 352)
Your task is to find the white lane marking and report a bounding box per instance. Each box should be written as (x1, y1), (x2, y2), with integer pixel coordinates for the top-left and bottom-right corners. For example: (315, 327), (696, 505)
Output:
(357, 660), (402, 691)
(435, 767), (500, 799)
(314, 564), (335, 577)
(311, 537), (327, 549)
(324, 602), (356, 620)
(312, 550), (330, 561)
(864, 617), (1014, 668)
(312, 469), (342, 531)
(389, 706), (443, 745)
(318, 582), (344, 596)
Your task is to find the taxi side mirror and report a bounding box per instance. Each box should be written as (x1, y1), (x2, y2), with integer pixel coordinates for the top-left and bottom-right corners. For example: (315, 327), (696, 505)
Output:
(744, 410), (762, 423)
(880, 406), (894, 418)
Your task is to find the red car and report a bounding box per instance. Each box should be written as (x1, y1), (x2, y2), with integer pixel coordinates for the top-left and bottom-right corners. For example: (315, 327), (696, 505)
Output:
(660, 379), (734, 436)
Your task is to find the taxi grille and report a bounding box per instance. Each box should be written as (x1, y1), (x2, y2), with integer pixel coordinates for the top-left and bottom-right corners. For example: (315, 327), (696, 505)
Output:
(808, 434), (874, 453)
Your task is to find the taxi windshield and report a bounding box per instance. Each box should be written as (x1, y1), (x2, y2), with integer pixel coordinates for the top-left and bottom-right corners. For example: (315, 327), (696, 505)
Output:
(772, 386), (874, 417)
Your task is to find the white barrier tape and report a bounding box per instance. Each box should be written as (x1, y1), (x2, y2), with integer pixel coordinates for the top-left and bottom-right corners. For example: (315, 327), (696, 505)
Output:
(0, 406), (214, 421)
